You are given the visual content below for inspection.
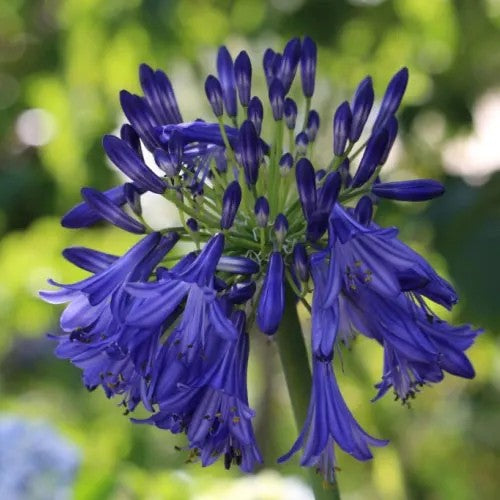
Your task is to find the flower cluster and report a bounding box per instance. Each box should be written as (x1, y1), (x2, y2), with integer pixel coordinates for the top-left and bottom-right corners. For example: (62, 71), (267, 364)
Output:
(41, 36), (480, 480)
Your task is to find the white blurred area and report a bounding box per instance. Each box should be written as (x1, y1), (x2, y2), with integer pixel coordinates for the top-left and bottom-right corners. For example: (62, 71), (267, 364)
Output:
(15, 108), (56, 147)
(442, 89), (500, 185)
(196, 469), (314, 500)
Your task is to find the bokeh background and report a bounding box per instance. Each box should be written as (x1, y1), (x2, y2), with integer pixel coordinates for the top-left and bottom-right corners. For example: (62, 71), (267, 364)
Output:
(1, 0), (499, 499)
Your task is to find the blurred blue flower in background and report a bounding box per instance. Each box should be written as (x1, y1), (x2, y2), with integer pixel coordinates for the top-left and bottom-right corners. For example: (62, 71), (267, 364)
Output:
(0, 416), (80, 500)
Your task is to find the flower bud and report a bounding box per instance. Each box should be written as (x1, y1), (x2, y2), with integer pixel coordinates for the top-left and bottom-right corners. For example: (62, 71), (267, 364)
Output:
(300, 36), (317, 98)
(279, 153), (294, 176)
(217, 255), (259, 274)
(350, 76), (374, 142)
(247, 96), (264, 135)
(220, 181), (242, 229)
(379, 116), (398, 165)
(350, 129), (389, 188)
(306, 110), (320, 142)
(315, 169), (326, 182)
(277, 37), (301, 94)
(263, 48), (278, 87)
(269, 79), (285, 121)
(124, 183), (142, 216)
(257, 252), (285, 335)
(226, 281), (257, 304)
(274, 213), (289, 245)
(284, 98), (298, 130)
(354, 195), (373, 225)
(317, 171), (341, 213)
(186, 217), (198, 232)
(292, 243), (309, 282)
(120, 124), (143, 160)
(234, 50), (252, 107)
(295, 131), (309, 155)
(372, 179), (444, 201)
(373, 67), (409, 131)
(333, 101), (352, 156)
(204, 75), (224, 117)
(217, 46), (237, 118)
(295, 158), (317, 220)
(103, 135), (166, 194)
(254, 196), (269, 227)
(238, 120), (261, 186)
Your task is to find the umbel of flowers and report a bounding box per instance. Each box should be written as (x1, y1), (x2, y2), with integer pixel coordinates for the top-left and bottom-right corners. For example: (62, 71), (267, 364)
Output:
(41, 37), (480, 481)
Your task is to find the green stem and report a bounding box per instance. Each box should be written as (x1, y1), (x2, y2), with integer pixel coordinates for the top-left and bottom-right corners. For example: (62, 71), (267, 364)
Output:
(276, 285), (341, 500)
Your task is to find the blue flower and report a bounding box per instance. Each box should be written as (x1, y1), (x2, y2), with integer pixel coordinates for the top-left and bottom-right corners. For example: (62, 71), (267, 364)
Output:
(279, 359), (388, 482)
(42, 36), (480, 478)
(136, 311), (262, 472)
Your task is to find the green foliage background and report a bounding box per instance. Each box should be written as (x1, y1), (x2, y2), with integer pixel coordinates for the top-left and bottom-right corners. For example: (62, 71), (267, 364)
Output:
(0, 0), (499, 498)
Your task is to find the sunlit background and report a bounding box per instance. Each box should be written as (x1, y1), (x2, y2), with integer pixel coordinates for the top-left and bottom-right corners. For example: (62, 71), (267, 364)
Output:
(1, 0), (499, 499)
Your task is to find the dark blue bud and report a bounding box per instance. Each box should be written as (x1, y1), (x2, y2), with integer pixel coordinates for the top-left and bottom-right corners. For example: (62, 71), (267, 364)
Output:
(315, 169), (326, 182)
(247, 96), (264, 135)
(217, 46), (237, 117)
(372, 179), (444, 201)
(214, 276), (228, 292)
(306, 211), (328, 242)
(350, 76), (374, 142)
(124, 183), (142, 216)
(295, 158), (317, 220)
(220, 180), (242, 229)
(103, 135), (166, 194)
(333, 101), (352, 156)
(215, 155), (227, 175)
(350, 129), (389, 188)
(306, 110), (320, 142)
(274, 213), (289, 245)
(238, 120), (261, 186)
(81, 187), (145, 234)
(226, 281), (257, 304)
(62, 184), (146, 228)
(373, 67), (409, 130)
(204, 75), (224, 117)
(269, 79), (285, 121)
(234, 50), (252, 107)
(138, 64), (183, 125)
(354, 195), (373, 225)
(120, 90), (161, 152)
(217, 255), (259, 275)
(254, 196), (269, 227)
(277, 37), (301, 94)
(284, 98), (298, 130)
(62, 247), (118, 274)
(379, 116), (398, 165)
(186, 217), (198, 232)
(257, 252), (285, 335)
(337, 158), (351, 187)
(279, 152), (294, 176)
(153, 148), (178, 177)
(292, 243), (309, 282)
(300, 36), (317, 98)
(317, 171), (341, 213)
(263, 48), (277, 87)
(120, 124), (143, 160)
(295, 131), (309, 155)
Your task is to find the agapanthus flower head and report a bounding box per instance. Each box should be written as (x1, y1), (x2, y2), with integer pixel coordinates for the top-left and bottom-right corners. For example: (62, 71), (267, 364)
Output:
(42, 36), (480, 481)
